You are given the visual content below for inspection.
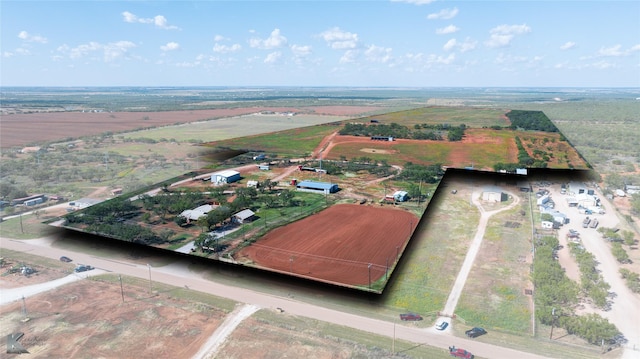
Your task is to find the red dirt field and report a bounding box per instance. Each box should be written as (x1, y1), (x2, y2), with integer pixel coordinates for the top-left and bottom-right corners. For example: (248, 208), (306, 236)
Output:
(236, 203), (419, 288)
(0, 106), (382, 148)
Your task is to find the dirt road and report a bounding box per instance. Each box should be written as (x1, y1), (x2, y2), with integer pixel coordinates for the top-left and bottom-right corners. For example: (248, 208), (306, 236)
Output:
(441, 189), (521, 317)
(1, 236), (554, 359)
(547, 184), (640, 359)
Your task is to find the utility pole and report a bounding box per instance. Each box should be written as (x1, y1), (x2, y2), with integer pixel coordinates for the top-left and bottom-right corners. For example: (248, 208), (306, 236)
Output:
(147, 264), (152, 294)
(21, 296), (27, 318)
(549, 308), (556, 339)
(119, 275), (125, 303)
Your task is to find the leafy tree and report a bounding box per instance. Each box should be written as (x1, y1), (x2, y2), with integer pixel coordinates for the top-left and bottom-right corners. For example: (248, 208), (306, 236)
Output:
(611, 242), (630, 263)
(622, 230), (636, 246)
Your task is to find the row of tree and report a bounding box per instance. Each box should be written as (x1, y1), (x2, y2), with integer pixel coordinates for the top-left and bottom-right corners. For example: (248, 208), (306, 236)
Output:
(532, 235), (620, 345)
(339, 122), (466, 141)
(507, 110), (559, 132)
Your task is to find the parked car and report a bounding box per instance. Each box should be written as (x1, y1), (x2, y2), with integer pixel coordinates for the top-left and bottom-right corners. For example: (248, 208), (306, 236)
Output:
(465, 327), (487, 338)
(59, 256), (72, 263)
(435, 320), (449, 331)
(74, 264), (93, 273)
(399, 313), (423, 321)
(449, 346), (474, 358)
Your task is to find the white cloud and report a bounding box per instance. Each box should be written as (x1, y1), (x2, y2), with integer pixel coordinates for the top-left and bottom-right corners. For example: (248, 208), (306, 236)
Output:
(443, 39), (457, 52)
(291, 44), (312, 57)
(485, 24), (531, 48)
(62, 40), (136, 62)
(598, 44), (624, 57)
(339, 49), (358, 64)
(214, 35), (227, 42)
(121, 11), (179, 30)
(560, 41), (576, 50)
(249, 28), (288, 49)
(213, 43), (242, 53)
(436, 25), (459, 35)
(3, 51), (15, 58)
(427, 7), (458, 20)
(160, 42), (180, 51)
(264, 51), (282, 64)
(391, 0), (437, 5)
(364, 45), (393, 63)
(319, 27), (359, 50)
(596, 44), (640, 57)
(443, 37), (476, 53)
(18, 30), (48, 43)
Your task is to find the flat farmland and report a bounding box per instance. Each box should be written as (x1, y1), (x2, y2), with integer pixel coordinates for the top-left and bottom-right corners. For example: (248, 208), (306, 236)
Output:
(236, 203), (419, 291)
(0, 106), (380, 149)
(365, 106), (509, 128)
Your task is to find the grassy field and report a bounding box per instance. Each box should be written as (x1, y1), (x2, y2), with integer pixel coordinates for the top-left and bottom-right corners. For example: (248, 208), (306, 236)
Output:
(204, 123), (339, 157)
(366, 107), (509, 128)
(383, 180), (480, 317)
(121, 113), (348, 144)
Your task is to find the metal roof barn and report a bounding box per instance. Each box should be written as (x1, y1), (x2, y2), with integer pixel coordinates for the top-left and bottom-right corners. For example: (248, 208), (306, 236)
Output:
(296, 180), (339, 194)
(211, 170), (240, 185)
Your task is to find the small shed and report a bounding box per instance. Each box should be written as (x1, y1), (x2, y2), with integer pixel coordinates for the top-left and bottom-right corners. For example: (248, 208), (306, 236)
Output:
(393, 191), (409, 202)
(296, 180), (339, 194)
(541, 220), (554, 229)
(482, 187), (508, 202)
(233, 209), (256, 224)
(211, 170), (241, 185)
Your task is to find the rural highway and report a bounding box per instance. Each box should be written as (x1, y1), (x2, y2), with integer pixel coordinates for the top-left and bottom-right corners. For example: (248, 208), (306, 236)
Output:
(0, 235), (555, 359)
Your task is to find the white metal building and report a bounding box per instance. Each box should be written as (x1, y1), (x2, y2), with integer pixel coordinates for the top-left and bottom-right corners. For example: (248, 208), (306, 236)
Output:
(211, 170), (241, 185)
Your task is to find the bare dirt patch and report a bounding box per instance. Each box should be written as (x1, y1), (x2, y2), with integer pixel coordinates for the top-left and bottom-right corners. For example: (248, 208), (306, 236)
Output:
(0, 278), (225, 358)
(236, 203), (419, 288)
(0, 106), (383, 149)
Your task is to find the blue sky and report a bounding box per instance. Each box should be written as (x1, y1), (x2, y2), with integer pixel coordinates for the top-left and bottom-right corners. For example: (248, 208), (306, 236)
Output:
(1, 1), (639, 87)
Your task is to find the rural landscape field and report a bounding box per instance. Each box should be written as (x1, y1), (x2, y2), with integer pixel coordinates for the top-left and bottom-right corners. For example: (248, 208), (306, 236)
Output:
(1, 87), (639, 358)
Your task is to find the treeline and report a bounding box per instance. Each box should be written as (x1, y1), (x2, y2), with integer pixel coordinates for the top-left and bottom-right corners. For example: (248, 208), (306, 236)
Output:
(306, 158), (395, 178)
(507, 110), (558, 132)
(533, 236), (620, 345)
(339, 122), (465, 141)
(396, 162), (444, 183)
(492, 136), (548, 172)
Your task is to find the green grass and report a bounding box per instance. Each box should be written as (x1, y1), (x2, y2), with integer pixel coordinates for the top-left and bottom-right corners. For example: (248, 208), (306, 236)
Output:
(204, 123), (339, 156)
(121, 114), (349, 143)
(456, 201), (533, 334)
(365, 107), (508, 128)
(0, 214), (58, 239)
(383, 191), (480, 314)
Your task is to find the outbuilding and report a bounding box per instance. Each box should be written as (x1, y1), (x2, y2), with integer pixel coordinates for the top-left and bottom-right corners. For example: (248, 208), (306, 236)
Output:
(179, 204), (215, 221)
(296, 180), (339, 194)
(211, 170), (241, 185)
(233, 209), (256, 224)
(482, 187), (507, 202)
(393, 190), (409, 202)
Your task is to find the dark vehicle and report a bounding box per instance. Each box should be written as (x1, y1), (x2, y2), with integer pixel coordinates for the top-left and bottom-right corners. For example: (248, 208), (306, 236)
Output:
(449, 346), (474, 358)
(399, 313), (423, 321)
(465, 327), (487, 338)
(59, 256), (72, 262)
(435, 320), (449, 330)
(74, 264), (93, 273)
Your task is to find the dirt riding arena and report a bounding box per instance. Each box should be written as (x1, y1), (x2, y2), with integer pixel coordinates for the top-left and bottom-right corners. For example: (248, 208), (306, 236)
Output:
(236, 204), (419, 288)
(0, 106), (382, 148)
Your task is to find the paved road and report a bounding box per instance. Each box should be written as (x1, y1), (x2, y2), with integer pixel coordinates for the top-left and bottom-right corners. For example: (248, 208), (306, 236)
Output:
(0, 236), (556, 359)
